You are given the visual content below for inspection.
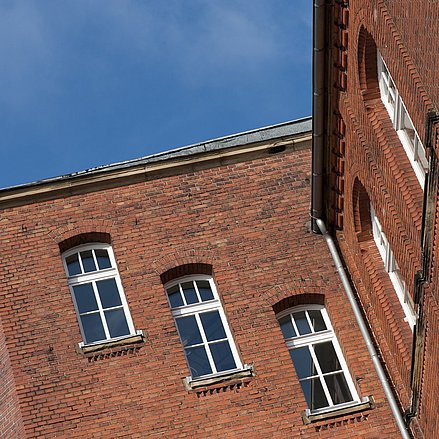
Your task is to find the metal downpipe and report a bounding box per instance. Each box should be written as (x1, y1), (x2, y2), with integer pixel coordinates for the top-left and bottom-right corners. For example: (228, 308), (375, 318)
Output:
(316, 219), (411, 439)
(311, 0), (326, 233)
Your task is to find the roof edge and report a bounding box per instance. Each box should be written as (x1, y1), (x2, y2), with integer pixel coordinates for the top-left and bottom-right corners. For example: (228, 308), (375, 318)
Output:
(0, 117), (311, 209)
(2, 117), (311, 193)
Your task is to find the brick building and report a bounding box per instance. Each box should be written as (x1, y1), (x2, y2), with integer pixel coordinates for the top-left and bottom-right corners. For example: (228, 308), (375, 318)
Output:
(312, 1), (439, 438)
(0, 118), (403, 438)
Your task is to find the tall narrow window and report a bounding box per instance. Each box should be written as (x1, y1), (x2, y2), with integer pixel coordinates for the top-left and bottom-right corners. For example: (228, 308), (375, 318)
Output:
(370, 205), (416, 329)
(377, 52), (428, 186)
(63, 244), (136, 345)
(277, 305), (360, 412)
(165, 276), (242, 380)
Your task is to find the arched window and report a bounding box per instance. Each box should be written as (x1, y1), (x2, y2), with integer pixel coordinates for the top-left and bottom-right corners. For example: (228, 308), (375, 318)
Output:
(377, 52), (428, 186)
(165, 275), (242, 380)
(63, 243), (136, 346)
(277, 305), (359, 412)
(370, 204), (416, 329)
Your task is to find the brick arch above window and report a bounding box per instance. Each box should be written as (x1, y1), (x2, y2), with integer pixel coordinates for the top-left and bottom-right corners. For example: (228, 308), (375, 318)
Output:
(152, 248), (217, 277)
(263, 279), (328, 309)
(48, 219), (115, 247)
(160, 263), (213, 285)
(273, 293), (325, 316)
(59, 232), (111, 253)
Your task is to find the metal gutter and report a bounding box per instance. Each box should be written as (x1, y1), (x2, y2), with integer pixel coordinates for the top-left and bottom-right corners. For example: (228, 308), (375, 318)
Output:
(311, 0), (326, 233)
(316, 219), (411, 439)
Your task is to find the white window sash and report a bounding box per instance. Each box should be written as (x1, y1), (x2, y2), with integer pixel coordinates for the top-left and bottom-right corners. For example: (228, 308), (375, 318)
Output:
(377, 51), (427, 188)
(370, 204), (416, 330)
(166, 276), (243, 379)
(278, 305), (360, 412)
(63, 243), (136, 345)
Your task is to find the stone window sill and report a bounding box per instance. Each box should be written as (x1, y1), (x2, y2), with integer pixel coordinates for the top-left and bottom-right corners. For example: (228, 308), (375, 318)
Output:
(301, 396), (375, 425)
(77, 331), (145, 360)
(184, 364), (255, 395)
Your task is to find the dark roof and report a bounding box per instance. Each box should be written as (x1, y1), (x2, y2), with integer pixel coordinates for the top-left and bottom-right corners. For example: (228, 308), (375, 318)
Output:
(2, 117), (311, 192)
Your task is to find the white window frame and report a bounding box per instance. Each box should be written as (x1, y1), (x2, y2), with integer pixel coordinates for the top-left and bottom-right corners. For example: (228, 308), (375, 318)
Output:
(277, 305), (360, 414)
(63, 243), (137, 347)
(377, 52), (428, 187)
(165, 275), (243, 381)
(370, 205), (417, 330)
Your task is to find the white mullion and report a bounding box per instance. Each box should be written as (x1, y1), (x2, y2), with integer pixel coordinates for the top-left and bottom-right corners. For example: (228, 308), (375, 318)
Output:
(92, 280), (110, 339)
(392, 90), (400, 128)
(100, 304), (124, 312)
(309, 344), (334, 407)
(172, 300), (219, 317)
(77, 252), (85, 274)
(217, 307), (241, 369)
(193, 280), (202, 303)
(91, 249), (99, 271)
(286, 331), (332, 349)
(290, 314), (300, 337)
(304, 311), (314, 333)
(112, 275), (135, 333)
(320, 309), (359, 405)
(413, 136), (419, 160)
(195, 313), (217, 374)
(179, 283), (188, 306)
(383, 235), (391, 272)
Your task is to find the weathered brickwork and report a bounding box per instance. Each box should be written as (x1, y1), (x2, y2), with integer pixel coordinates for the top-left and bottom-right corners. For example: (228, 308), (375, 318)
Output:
(0, 317), (25, 439)
(324, 0), (439, 437)
(0, 138), (399, 437)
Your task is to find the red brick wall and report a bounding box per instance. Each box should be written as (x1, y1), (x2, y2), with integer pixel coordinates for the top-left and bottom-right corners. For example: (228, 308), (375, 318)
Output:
(382, 0), (439, 111)
(0, 144), (399, 437)
(0, 317), (25, 438)
(326, 1), (439, 437)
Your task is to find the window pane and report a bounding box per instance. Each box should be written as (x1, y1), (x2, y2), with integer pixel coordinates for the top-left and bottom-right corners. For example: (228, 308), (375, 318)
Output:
(314, 342), (342, 373)
(293, 311), (312, 335)
(176, 315), (202, 346)
(181, 282), (198, 304)
(95, 249), (112, 270)
(167, 285), (184, 308)
(104, 308), (130, 338)
(197, 280), (214, 301)
(73, 283), (98, 313)
(290, 347), (316, 379)
(200, 311), (226, 341)
(96, 278), (122, 308)
(300, 378), (328, 410)
(210, 341), (236, 372)
(81, 313), (106, 343)
(325, 372), (353, 405)
(308, 310), (326, 332)
(66, 253), (82, 276)
(278, 315), (296, 339)
(185, 346), (212, 378)
(80, 250), (97, 273)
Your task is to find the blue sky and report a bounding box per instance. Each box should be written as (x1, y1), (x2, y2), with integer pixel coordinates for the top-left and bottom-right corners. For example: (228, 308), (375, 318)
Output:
(0, 0), (312, 189)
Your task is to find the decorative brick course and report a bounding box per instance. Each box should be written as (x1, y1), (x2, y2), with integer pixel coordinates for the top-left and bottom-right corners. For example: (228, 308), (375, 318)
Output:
(324, 1), (439, 437)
